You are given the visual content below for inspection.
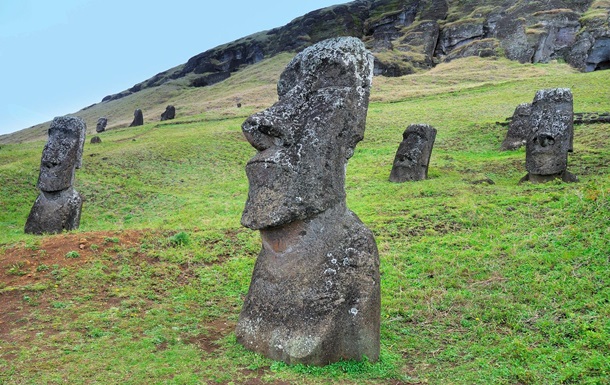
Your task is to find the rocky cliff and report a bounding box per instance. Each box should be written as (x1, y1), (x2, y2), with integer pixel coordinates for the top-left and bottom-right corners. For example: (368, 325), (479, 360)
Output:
(101, 0), (609, 102)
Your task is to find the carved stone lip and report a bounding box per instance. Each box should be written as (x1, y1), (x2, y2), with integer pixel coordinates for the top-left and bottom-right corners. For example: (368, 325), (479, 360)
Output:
(246, 148), (282, 166)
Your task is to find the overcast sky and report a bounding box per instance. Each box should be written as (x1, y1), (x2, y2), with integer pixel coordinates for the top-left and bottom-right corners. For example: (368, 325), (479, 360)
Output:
(0, 0), (346, 136)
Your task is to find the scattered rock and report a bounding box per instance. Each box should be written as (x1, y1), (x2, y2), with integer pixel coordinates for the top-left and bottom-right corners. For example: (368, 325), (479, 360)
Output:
(389, 124), (437, 182)
(25, 117), (86, 234)
(236, 37), (380, 366)
(90, 136), (102, 144)
(129, 109), (143, 127)
(160, 105), (176, 121)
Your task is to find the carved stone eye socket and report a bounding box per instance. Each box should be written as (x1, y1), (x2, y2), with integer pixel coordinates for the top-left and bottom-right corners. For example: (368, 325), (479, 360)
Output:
(534, 134), (555, 147)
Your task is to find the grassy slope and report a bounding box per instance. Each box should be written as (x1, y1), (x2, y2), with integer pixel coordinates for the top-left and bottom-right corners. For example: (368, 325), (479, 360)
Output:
(0, 56), (609, 384)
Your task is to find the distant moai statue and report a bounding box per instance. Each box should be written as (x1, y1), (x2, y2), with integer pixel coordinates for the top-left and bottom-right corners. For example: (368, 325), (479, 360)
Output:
(501, 103), (532, 151)
(160, 105), (176, 121)
(96, 117), (108, 133)
(520, 88), (577, 183)
(25, 116), (86, 234)
(389, 124), (437, 182)
(129, 109), (144, 127)
(236, 37), (380, 366)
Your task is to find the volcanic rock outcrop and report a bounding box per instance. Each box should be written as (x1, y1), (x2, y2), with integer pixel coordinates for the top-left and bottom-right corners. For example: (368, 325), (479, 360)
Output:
(235, 37), (380, 366)
(25, 116), (86, 234)
(100, 1), (608, 103)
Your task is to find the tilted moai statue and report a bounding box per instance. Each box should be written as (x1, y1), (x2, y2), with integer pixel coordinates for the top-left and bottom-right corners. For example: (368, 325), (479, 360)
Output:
(501, 103), (531, 151)
(520, 88), (577, 183)
(389, 124), (437, 182)
(129, 109), (144, 127)
(236, 37), (380, 366)
(25, 116), (86, 234)
(96, 117), (108, 133)
(160, 105), (176, 121)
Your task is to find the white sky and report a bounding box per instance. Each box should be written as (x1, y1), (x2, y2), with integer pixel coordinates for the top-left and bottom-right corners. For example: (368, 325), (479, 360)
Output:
(0, 0), (346, 135)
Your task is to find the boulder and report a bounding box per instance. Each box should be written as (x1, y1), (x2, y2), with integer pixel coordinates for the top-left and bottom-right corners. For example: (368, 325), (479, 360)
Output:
(129, 109), (144, 127)
(90, 136), (102, 144)
(160, 105), (176, 121)
(96, 117), (107, 133)
(389, 124), (437, 182)
(236, 37), (380, 366)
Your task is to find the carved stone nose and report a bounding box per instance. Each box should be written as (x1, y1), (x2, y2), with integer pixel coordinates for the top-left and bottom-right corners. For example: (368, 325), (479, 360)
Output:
(242, 115), (274, 151)
(242, 114), (285, 151)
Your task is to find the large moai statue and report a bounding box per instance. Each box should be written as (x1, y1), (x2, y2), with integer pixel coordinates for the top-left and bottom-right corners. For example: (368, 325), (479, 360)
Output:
(520, 88), (577, 183)
(25, 116), (86, 234)
(129, 109), (144, 127)
(235, 37), (380, 366)
(96, 117), (108, 133)
(389, 124), (437, 182)
(160, 105), (176, 121)
(501, 103), (532, 151)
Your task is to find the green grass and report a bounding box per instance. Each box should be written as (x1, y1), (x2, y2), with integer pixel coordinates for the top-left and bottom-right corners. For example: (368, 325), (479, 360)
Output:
(0, 57), (609, 384)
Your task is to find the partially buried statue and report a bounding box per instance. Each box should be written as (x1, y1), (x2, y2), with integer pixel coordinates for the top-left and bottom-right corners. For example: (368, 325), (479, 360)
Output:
(236, 37), (380, 365)
(389, 124), (437, 182)
(25, 116), (86, 234)
(520, 88), (577, 183)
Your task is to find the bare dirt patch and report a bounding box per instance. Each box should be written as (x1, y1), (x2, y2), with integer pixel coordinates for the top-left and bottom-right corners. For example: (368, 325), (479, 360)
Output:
(183, 318), (236, 354)
(0, 230), (146, 289)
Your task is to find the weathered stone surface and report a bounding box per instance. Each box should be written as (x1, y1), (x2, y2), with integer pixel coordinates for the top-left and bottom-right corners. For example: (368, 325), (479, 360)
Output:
(585, 37), (610, 71)
(501, 103), (532, 151)
(24, 188), (83, 235)
(389, 124), (437, 182)
(445, 38), (500, 62)
(521, 88), (577, 183)
(96, 117), (107, 133)
(91, 136), (102, 144)
(25, 116), (86, 234)
(37, 117), (86, 192)
(130, 109), (144, 127)
(160, 105), (176, 121)
(236, 37), (380, 366)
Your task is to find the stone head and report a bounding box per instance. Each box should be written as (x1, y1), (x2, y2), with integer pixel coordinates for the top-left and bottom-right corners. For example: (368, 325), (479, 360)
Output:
(526, 88), (573, 175)
(241, 37), (374, 230)
(390, 124), (437, 182)
(38, 116), (86, 192)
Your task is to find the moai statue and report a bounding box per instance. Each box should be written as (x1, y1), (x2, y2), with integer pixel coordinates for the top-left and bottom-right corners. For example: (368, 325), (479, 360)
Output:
(96, 117), (108, 133)
(501, 103), (531, 151)
(25, 116), (86, 234)
(235, 37), (380, 366)
(520, 88), (577, 183)
(389, 124), (437, 182)
(129, 109), (144, 127)
(160, 105), (176, 121)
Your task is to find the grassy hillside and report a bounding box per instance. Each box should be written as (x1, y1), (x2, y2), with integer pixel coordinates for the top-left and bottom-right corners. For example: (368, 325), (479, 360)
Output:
(0, 53), (295, 145)
(0, 56), (609, 384)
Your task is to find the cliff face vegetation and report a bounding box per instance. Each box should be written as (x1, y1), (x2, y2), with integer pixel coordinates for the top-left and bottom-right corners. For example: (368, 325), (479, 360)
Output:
(101, 0), (609, 102)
